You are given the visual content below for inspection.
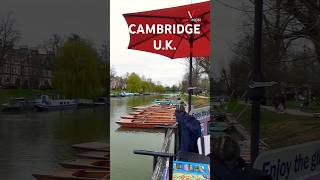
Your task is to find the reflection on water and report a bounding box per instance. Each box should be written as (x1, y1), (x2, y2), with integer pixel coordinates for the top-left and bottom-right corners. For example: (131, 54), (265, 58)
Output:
(0, 107), (108, 180)
(110, 95), (167, 180)
(126, 95), (162, 108)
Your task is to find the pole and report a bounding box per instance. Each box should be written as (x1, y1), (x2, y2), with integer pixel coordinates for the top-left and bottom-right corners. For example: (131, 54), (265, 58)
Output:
(250, 0), (264, 163)
(188, 36), (194, 113)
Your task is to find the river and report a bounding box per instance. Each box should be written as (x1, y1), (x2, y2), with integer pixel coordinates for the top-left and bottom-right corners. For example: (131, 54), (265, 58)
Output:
(110, 95), (170, 180)
(0, 107), (108, 180)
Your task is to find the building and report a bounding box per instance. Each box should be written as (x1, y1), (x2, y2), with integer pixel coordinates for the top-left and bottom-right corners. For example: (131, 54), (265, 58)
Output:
(111, 76), (126, 90)
(0, 47), (54, 89)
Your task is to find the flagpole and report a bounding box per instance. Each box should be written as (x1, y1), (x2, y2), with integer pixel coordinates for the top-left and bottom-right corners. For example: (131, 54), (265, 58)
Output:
(188, 35), (194, 113)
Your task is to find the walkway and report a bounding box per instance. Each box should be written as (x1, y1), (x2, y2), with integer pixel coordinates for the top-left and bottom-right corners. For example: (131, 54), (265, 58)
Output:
(261, 105), (314, 117)
(239, 101), (314, 117)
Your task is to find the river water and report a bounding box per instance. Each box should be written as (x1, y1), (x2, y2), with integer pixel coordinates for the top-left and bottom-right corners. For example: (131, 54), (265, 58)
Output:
(110, 95), (170, 180)
(0, 107), (108, 180)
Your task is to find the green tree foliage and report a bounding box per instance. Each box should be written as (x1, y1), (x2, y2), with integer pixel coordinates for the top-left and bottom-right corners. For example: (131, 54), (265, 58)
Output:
(154, 85), (165, 93)
(126, 73), (142, 92)
(141, 81), (153, 93)
(53, 39), (103, 98)
(122, 72), (166, 93)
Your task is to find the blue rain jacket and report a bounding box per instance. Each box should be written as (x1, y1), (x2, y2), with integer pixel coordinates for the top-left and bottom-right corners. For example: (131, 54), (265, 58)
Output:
(175, 111), (201, 153)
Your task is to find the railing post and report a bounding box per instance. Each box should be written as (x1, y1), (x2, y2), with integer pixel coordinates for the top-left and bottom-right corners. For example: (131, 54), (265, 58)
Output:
(174, 125), (179, 155)
(168, 156), (173, 180)
(153, 156), (158, 171)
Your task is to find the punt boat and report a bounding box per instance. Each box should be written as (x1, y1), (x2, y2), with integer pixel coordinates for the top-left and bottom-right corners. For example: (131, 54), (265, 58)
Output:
(77, 151), (109, 160)
(60, 159), (109, 170)
(116, 118), (176, 129)
(121, 115), (175, 119)
(32, 169), (108, 180)
(72, 142), (109, 152)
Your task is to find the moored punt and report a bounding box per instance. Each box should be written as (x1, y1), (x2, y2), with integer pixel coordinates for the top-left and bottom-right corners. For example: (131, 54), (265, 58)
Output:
(77, 151), (109, 160)
(32, 169), (108, 180)
(60, 159), (109, 170)
(117, 104), (178, 129)
(116, 118), (176, 128)
(121, 115), (175, 119)
(72, 142), (109, 152)
(119, 119), (176, 124)
(129, 111), (143, 115)
(132, 105), (152, 110)
(125, 109), (175, 115)
(118, 117), (176, 123)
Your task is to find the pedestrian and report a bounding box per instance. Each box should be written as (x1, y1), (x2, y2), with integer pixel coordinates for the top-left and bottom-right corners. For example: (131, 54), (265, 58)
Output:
(279, 93), (286, 112)
(273, 93), (280, 112)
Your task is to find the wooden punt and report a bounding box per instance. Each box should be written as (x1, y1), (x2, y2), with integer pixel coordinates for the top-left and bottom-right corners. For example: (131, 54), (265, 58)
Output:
(118, 104), (177, 128)
(72, 142), (109, 152)
(116, 119), (175, 128)
(132, 105), (158, 110)
(117, 122), (173, 129)
(128, 110), (174, 114)
(32, 169), (108, 180)
(128, 117), (175, 121)
(132, 106), (147, 110)
(118, 118), (176, 123)
(60, 159), (109, 170)
(117, 119), (173, 124)
(77, 151), (109, 160)
(134, 106), (175, 111)
(129, 112), (143, 115)
(121, 115), (174, 119)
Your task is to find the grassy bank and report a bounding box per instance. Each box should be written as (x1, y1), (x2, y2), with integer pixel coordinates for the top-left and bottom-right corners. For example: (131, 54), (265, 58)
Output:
(219, 101), (320, 149)
(0, 89), (53, 104)
(181, 94), (209, 108)
(286, 100), (320, 113)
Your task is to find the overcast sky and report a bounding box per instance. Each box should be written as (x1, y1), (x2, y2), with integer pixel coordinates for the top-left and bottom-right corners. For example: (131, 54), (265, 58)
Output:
(0, 0), (107, 48)
(0, 0), (247, 86)
(212, 0), (248, 76)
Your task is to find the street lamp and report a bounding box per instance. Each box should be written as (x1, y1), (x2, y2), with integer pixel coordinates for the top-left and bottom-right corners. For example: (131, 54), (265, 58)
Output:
(249, 0), (264, 163)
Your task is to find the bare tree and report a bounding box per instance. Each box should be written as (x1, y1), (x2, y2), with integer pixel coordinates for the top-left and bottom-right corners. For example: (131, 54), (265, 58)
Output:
(39, 34), (64, 55)
(196, 57), (210, 76)
(100, 41), (110, 65)
(0, 13), (20, 62)
(283, 0), (320, 62)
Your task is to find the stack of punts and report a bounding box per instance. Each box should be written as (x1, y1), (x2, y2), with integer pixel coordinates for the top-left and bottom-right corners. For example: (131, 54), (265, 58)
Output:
(116, 104), (177, 128)
(33, 142), (109, 180)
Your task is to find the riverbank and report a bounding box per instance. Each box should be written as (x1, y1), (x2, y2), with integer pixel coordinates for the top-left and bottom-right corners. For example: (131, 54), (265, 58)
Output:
(286, 100), (320, 113)
(218, 101), (320, 149)
(181, 94), (209, 108)
(0, 89), (53, 104)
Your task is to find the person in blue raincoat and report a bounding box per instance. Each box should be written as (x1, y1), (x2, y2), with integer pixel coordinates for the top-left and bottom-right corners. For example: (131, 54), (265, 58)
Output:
(175, 103), (201, 153)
